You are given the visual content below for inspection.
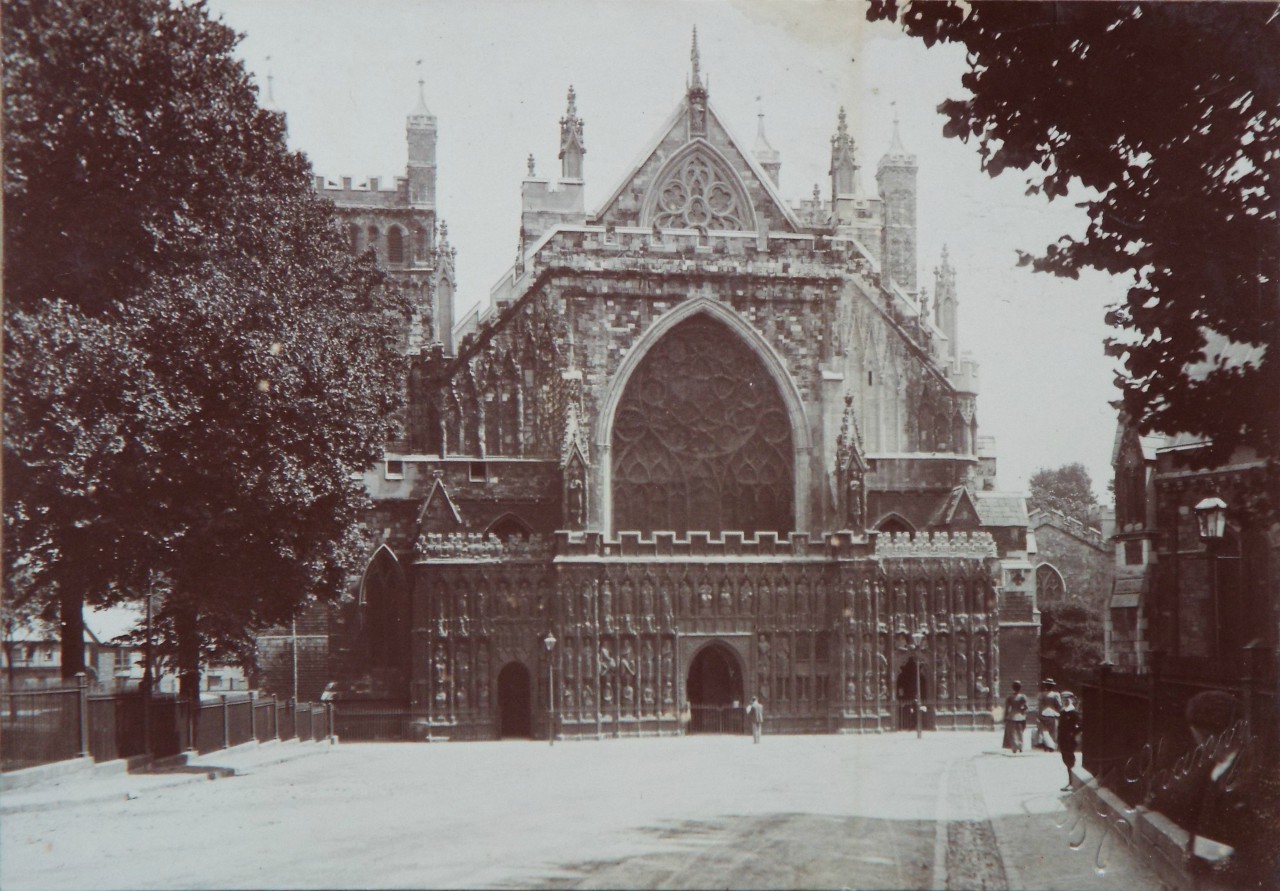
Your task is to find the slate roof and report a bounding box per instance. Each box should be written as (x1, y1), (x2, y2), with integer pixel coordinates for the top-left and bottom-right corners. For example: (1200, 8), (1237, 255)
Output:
(974, 492), (1029, 528)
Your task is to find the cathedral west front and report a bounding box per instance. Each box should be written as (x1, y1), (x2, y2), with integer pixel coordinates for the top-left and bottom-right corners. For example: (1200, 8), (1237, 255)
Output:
(297, 34), (1040, 740)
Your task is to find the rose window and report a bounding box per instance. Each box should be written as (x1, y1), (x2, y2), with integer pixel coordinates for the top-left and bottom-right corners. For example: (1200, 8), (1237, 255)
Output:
(649, 152), (750, 232)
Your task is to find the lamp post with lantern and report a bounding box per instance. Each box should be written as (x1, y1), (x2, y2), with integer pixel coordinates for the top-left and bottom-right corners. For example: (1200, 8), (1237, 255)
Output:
(544, 631), (557, 746)
(1194, 497), (1228, 663)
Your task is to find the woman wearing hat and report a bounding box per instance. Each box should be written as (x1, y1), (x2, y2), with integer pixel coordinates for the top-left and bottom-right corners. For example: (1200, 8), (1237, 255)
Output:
(1037, 678), (1062, 752)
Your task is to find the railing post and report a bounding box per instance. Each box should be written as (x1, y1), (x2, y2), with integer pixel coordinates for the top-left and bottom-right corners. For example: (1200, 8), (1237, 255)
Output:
(221, 694), (229, 750)
(248, 690), (256, 742)
(272, 694), (279, 740)
(76, 672), (90, 758)
(326, 701), (334, 742)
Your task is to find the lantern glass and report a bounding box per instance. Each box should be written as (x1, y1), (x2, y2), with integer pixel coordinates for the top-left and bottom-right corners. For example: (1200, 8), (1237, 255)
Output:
(544, 632), (557, 652)
(1194, 497), (1227, 541)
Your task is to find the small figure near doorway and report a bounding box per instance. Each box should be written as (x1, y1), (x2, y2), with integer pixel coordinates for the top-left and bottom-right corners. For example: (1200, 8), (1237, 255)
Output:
(1003, 680), (1028, 754)
(745, 695), (764, 744)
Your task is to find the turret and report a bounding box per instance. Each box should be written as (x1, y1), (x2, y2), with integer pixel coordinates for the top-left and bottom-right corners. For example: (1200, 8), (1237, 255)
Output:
(876, 106), (918, 294)
(522, 87), (587, 243)
(829, 106), (857, 201)
(559, 85), (585, 180)
(407, 77), (438, 210)
(935, 245), (958, 360)
(432, 220), (455, 354)
(753, 109), (781, 187)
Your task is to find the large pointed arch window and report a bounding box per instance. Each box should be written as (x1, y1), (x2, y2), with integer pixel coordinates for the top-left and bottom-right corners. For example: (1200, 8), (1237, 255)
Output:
(612, 314), (793, 535)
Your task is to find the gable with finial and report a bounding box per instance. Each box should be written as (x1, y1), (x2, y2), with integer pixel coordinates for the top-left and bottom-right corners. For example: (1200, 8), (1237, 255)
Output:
(593, 30), (800, 234)
(416, 470), (464, 534)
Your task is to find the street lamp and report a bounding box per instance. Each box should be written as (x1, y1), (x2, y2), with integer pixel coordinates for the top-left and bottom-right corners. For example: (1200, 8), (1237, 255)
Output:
(911, 630), (925, 740)
(544, 631), (557, 746)
(1195, 497), (1228, 542)
(1194, 497), (1228, 660)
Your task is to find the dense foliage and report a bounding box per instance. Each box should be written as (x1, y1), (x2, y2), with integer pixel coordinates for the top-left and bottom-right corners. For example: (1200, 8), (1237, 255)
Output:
(3, 0), (407, 690)
(1028, 463), (1100, 526)
(867, 1), (1279, 464)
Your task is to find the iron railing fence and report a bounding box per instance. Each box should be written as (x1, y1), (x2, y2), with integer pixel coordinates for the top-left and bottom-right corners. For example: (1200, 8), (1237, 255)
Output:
(1, 685), (332, 773)
(1, 684), (84, 771)
(331, 701), (411, 741)
(689, 704), (746, 735)
(1082, 666), (1277, 810)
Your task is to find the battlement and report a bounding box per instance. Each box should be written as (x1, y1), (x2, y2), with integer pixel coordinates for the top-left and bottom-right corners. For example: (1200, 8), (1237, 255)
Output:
(313, 174), (411, 209)
(414, 532), (553, 561)
(875, 531), (997, 558)
(555, 529), (877, 562)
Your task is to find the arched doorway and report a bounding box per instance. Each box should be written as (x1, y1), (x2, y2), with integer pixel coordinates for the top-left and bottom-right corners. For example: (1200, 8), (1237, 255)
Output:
(611, 314), (794, 536)
(497, 662), (532, 738)
(686, 643), (745, 734)
(895, 657), (932, 731)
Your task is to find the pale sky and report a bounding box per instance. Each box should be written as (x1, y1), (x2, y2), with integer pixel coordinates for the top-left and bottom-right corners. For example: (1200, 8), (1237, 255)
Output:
(210, 0), (1125, 503)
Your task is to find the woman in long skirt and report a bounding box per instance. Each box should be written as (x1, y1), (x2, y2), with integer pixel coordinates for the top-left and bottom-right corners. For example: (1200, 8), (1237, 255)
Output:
(1003, 680), (1028, 753)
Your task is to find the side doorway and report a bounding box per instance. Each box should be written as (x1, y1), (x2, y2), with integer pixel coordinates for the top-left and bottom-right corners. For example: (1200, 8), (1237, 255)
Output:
(497, 662), (533, 738)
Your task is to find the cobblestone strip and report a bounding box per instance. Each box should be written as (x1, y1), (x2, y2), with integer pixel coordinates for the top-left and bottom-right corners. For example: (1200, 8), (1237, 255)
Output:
(943, 756), (1010, 890)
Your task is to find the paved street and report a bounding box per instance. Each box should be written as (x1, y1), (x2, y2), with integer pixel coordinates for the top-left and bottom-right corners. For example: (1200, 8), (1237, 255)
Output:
(2, 732), (1165, 890)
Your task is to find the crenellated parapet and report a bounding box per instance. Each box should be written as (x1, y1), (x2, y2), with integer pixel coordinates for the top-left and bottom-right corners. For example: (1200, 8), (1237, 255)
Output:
(875, 531), (997, 559)
(414, 532), (553, 562)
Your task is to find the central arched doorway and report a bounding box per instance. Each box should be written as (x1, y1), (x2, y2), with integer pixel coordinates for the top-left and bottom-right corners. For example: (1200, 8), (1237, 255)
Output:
(497, 662), (533, 738)
(686, 643), (745, 734)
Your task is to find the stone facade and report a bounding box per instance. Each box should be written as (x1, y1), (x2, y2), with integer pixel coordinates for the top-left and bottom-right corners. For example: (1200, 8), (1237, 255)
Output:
(304, 38), (1040, 739)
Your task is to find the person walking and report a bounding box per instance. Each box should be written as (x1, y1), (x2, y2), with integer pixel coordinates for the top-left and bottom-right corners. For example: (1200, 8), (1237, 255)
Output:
(1003, 680), (1028, 754)
(745, 695), (764, 744)
(1038, 678), (1062, 752)
(1058, 691), (1081, 790)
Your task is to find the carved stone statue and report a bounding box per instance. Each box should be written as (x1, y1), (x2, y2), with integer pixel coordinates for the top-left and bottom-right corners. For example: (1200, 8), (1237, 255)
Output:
(619, 579), (634, 632)
(740, 579), (754, 615)
(846, 474), (864, 529)
(601, 580), (614, 632)
(719, 579), (733, 614)
(640, 580), (656, 631)
(660, 584), (674, 625)
(566, 477), (585, 529)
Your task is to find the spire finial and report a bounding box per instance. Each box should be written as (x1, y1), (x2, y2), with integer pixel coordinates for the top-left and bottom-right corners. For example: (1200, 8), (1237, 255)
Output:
(890, 100), (906, 151)
(691, 26), (702, 89)
(412, 59), (430, 115)
(566, 84), (577, 117)
(527, 153), (536, 177)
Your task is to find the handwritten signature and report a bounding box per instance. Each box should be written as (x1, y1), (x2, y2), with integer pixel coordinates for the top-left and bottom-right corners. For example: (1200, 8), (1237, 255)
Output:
(1038, 718), (1253, 878)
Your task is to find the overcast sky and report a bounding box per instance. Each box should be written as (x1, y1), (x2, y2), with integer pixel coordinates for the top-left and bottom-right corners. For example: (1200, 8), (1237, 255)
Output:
(210, 0), (1125, 504)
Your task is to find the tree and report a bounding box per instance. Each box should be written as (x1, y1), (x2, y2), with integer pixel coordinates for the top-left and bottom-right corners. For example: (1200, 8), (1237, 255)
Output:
(867, 1), (1280, 465)
(1028, 463), (1100, 526)
(3, 0), (408, 694)
(1039, 598), (1104, 693)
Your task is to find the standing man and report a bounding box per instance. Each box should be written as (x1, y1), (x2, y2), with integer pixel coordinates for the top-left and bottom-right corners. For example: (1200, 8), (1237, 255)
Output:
(1003, 680), (1028, 754)
(746, 695), (764, 744)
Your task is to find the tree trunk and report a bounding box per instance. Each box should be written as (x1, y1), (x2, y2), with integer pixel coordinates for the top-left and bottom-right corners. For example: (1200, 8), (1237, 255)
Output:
(59, 585), (86, 682)
(58, 527), (89, 682)
(176, 605), (201, 704)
